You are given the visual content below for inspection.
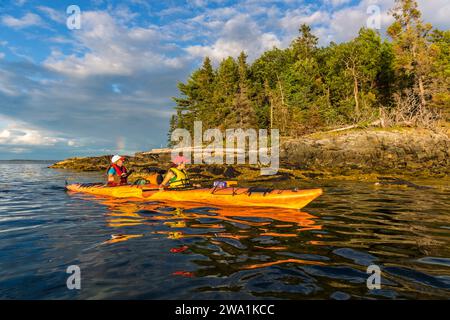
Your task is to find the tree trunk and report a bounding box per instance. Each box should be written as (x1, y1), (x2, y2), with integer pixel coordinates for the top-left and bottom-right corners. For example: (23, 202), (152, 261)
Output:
(265, 81), (274, 130)
(418, 75), (426, 107)
(276, 73), (287, 133)
(326, 86), (331, 108)
(270, 95), (274, 130)
(353, 70), (360, 118)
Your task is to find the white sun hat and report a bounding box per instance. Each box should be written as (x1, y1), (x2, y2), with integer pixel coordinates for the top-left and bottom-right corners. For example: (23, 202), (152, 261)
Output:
(111, 155), (124, 163)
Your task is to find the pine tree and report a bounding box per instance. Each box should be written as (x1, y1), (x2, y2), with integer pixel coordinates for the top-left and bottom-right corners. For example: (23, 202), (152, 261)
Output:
(232, 52), (257, 128)
(172, 56), (216, 133)
(214, 57), (239, 129)
(290, 24), (319, 60)
(283, 24), (322, 133)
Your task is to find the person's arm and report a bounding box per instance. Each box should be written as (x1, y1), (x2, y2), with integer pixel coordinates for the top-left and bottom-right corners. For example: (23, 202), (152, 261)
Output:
(159, 171), (174, 189)
(107, 168), (116, 185)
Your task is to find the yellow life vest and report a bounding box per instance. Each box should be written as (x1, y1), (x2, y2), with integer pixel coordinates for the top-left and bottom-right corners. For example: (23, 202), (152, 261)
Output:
(168, 167), (189, 188)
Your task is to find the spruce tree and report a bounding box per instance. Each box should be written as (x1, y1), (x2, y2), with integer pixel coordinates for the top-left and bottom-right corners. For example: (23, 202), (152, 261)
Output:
(233, 52), (257, 128)
(214, 57), (239, 129)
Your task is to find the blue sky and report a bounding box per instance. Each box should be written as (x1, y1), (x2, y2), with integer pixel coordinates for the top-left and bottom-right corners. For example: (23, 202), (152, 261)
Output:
(0, 0), (449, 159)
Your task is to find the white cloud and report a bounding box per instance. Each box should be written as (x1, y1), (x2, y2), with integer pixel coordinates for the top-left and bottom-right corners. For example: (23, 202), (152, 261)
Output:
(37, 6), (66, 24)
(0, 119), (66, 146)
(186, 14), (281, 62)
(279, 9), (330, 33)
(1, 13), (45, 29)
(0, 115), (87, 150)
(0, 52), (4, 59)
(418, 0), (450, 29)
(0, 128), (59, 146)
(112, 4), (140, 25)
(307, 0), (394, 44)
(66, 139), (85, 147)
(44, 11), (184, 77)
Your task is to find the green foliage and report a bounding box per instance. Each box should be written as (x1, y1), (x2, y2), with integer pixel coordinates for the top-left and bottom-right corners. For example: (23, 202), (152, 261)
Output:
(428, 29), (450, 119)
(387, 0), (434, 106)
(169, 0), (448, 143)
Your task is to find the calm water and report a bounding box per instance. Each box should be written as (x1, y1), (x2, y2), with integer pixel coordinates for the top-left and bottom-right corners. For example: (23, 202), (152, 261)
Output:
(0, 162), (449, 299)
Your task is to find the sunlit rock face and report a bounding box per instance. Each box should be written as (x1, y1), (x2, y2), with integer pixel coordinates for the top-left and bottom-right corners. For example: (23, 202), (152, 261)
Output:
(281, 128), (450, 176)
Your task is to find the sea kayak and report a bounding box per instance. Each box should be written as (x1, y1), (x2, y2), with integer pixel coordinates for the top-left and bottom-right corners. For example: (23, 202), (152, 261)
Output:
(66, 183), (322, 209)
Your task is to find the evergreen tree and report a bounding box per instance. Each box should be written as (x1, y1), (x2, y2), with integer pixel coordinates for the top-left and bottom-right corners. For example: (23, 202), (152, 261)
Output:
(283, 24), (322, 133)
(232, 52), (257, 128)
(214, 57), (239, 129)
(172, 57), (216, 133)
(290, 24), (319, 60)
(377, 41), (396, 107)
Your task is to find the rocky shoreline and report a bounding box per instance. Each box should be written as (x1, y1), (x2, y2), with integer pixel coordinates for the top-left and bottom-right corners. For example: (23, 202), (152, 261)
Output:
(281, 127), (450, 176)
(50, 128), (450, 184)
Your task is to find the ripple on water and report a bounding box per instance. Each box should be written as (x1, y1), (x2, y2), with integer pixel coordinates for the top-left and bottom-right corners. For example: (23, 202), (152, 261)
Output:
(417, 257), (450, 268)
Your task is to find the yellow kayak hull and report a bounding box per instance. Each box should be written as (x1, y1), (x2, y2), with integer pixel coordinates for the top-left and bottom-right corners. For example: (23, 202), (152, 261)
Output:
(66, 184), (322, 210)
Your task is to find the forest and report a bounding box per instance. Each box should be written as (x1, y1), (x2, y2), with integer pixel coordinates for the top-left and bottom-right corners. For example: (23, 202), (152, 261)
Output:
(169, 0), (449, 142)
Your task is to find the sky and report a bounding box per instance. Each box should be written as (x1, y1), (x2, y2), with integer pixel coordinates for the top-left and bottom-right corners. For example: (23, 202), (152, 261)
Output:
(0, 0), (449, 159)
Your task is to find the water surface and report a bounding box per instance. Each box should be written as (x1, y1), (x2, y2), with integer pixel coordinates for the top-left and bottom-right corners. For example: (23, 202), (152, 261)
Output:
(0, 162), (449, 299)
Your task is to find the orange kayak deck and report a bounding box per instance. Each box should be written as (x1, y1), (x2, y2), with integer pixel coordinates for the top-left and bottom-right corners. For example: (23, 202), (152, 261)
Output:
(66, 183), (323, 210)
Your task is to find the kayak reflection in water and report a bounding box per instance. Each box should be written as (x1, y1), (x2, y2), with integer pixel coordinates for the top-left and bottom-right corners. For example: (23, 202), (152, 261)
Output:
(107, 155), (130, 186)
(159, 153), (192, 190)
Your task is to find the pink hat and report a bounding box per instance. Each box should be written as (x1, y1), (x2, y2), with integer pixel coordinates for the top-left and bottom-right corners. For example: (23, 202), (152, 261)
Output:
(172, 155), (189, 165)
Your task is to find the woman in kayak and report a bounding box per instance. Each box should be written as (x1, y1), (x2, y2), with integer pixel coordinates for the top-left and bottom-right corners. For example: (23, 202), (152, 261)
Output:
(159, 154), (190, 189)
(107, 155), (129, 186)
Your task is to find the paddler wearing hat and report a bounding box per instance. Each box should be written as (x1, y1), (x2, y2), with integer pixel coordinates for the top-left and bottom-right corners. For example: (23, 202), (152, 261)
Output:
(107, 155), (129, 186)
(159, 153), (190, 189)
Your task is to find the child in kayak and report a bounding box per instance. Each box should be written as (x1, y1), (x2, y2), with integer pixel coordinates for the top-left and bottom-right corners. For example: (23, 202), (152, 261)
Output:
(107, 155), (129, 186)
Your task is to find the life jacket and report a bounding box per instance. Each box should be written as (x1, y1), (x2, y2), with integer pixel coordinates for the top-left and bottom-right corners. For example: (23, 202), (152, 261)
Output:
(108, 164), (128, 185)
(168, 167), (189, 188)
